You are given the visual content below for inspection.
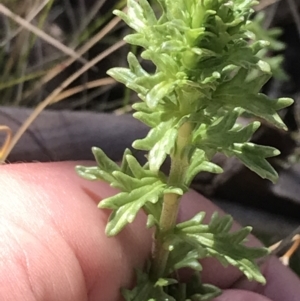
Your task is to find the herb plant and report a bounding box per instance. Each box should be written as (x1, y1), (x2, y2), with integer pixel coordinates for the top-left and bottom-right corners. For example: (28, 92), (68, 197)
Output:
(76, 0), (293, 300)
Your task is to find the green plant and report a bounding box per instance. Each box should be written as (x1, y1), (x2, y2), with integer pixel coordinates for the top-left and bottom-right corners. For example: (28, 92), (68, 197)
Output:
(76, 0), (293, 300)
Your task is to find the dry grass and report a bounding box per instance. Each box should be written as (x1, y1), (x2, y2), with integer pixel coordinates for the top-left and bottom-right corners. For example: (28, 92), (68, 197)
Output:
(0, 0), (128, 162)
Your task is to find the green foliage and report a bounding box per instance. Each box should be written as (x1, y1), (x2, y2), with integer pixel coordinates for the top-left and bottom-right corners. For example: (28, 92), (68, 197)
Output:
(108, 0), (292, 176)
(77, 147), (173, 235)
(173, 212), (268, 283)
(122, 268), (221, 301)
(77, 0), (293, 300)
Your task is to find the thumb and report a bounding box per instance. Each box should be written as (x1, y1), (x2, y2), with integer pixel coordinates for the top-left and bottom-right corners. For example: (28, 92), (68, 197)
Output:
(0, 161), (151, 301)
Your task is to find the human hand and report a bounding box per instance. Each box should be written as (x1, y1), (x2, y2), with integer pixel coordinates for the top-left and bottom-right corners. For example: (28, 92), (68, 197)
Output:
(1, 162), (299, 301)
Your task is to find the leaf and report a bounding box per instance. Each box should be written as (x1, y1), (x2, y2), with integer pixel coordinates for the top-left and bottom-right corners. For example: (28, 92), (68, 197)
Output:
(76, 166), (109, 181)
(125, 0), (147, 32)
(229, 142), (280, 183)
(138, 0), (157, 26)
(185, 149), (223, 185)
(126, 154), (155, 179)
(92, 147), (120, 173)
(168, 272), (222, 301)
(213, 70), (293, 130)
(122, 269), (221, 301)
(155, 278), (178, 287)
(127, 52), (149, 77)
(122, 268), (176, 301)
(175, 212), (269, 284)
(146, 80), (176, 108)
(176, 212), (206, 230)
(146, 213), (158, 228)
(133, 110), (162, 128)
(142, 51), (180, 76)
(204, 112), (261, 149)
(148, 127), (177, 172)
(102, 183), (165, 236)
(163, 186), (184, 195)
(76, 148), (121, 184)
(107, 67), (136, 86)
(133, 119), (179, 171)
(78, 149), (171, 236)
(111, 171), (157, 191)
(166, 242), (204, 272)
(192, 109), (280, 182)
(120, 148), (134, 176)
(192, 108), (242, 147)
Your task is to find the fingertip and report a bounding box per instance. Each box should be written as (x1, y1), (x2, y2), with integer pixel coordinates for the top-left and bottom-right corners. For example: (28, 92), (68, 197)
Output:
(0, 162), (152, 301)
(212, 289), (272, 301)
(261, 257), (300, 301)
(234, 256), (300, 301)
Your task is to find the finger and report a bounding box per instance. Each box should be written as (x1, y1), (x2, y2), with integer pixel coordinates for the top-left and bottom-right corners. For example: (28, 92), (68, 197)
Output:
(0, 162), (152, 301)
(212, 289), (273, 301)
(234, 256), (300, 301)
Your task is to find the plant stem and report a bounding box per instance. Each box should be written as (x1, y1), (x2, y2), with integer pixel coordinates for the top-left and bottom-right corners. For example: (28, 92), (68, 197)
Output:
(150, 121), (193, 279)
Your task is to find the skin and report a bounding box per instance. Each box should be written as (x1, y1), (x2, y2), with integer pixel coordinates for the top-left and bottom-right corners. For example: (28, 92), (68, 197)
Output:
(0, 162), (300, 301)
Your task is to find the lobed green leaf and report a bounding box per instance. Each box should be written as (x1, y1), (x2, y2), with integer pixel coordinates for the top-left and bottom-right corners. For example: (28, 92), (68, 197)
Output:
(122, 268), (221, 301)
(102, 183), (165, 236)
(175, 212), (269, 284)
(229, 143), (280, 183)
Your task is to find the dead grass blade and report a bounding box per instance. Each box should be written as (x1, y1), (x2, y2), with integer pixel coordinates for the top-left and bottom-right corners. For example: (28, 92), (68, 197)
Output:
(0, 39), (126, 163)
(23, 11), (124, 101)
(0, 3), (89, 66)
(51, 77), (115, 103)
(0, 0), (52, 47)
(0, 126), (12, 163)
